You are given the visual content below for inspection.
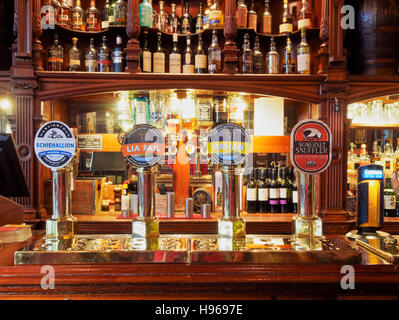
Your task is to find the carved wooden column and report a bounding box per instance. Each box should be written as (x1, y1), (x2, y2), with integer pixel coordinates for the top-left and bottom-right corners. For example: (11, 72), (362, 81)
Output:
(317, 0), (329, 74)
(32, 0), (44, 71)
(125, 0), (141, 73)
(319, 0), (348, 221)
(223, 0), (238, 74)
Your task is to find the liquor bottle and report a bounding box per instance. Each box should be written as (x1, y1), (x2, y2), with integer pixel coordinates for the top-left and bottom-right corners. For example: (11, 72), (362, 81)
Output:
(85, 38), (97, 72)
(217, 187), (222, 207)
(290, 168), (298, 213)
(236, 0), (248, 28)
(371, 140), (382, 165)
(195, 33), (207, 73)
(169, 33), (181, 73)
(68, 37), (81, 71)
(297, 28), (311, 75)
(112, 35), (125, 72)
(209, 0), (223, 28)
(203, 0), (212, 30)
(166, 101), (181, 135)
(98, 36), (112, 72)
(208, 30), (222, 74)
(183, 33), (195, 74)
(71, 0), (85, 31)
(384, 178), (397, 217)
(109, 0), (116, 26)
(229, 95), (244, 126)
(279, 0), (293, 34)
(384, 139), (394, 178)
(133, 95), (151, 125)
(283, 33), (295, 74)
(121, 183), (130, 217)
(248, 0), (257, 31)
(42, 0), (60, 27)
(261, 0), (272, 34)
(86, 0), (101, 32)
(181, 2), (193, 34)
(102, 0), (110, 29)
(59, 0), (72, 28)
(114, 0), (127, 27)
(156, 1), (168, 32)
(246, 169), (258, 213)
(266, 36), (279, 74)
(258, 168), (269, 213)
(141, 30), (152, 73)
(269, 168), (280, 213)
(278, 167), (290, 213)
(139, 0), (153, 27)
(240, 33), (253, 74)
(253, 36), (263, 74)
(195, 2), (204, 33)
(168, 3), (179, 33)
(153, 32), (165, 73)
(48, 34), (64, 71)
(358, 143), (371, 166)
(298, 0), (312, 29)
(213, 96), (228, 125)
(197, 96), (213, 129)
(394, 138), (399, 172)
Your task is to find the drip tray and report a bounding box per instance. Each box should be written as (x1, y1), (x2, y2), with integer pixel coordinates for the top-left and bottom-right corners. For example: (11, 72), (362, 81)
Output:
(14, 234), (362, 265)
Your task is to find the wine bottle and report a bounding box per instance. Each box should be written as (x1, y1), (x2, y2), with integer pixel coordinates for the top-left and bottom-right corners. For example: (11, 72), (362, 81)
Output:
(142, 30), (152, 73)
(258, 168), (269, 213)
(98, 36), (112, 72)
(269, 168), (280, 213)
(195, 33), (207, 73)
(112, 35), (125, 72)
(246, 169), (258, 213)
(169, 33), (181, 73)
(183, 33), (195, 74)
(153, 32), (165, 73)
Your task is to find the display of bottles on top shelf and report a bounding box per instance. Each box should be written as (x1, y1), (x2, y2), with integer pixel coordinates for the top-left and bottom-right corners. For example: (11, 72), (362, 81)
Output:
(245, 166), (297, 214)
(348, 100), (399, 125)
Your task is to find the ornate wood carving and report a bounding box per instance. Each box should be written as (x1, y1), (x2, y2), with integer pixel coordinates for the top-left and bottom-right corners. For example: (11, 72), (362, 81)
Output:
(223, 0), (238, 74)
(125, 0), (141, 73)
(32, 0), (44, 71)
(317, 0), (329, 74)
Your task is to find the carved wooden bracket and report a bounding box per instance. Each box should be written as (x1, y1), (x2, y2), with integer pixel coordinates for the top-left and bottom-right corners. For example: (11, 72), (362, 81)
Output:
(126, 0), (141, 73)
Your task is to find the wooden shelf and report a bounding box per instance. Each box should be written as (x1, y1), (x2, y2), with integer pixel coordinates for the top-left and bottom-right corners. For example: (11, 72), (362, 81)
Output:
(349, 123), (399, 129)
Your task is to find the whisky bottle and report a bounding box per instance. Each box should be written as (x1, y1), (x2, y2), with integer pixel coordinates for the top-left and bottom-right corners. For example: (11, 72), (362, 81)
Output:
(156, 1), (168, 32)
(112, 35), (125, 72)
(85, 38), (97, 72)
(169, 33), (181, 73)
(209, 0), (223, 28)
(195, 2), (205, 33)
(384, 178), (397, 217)
(371, 140), (382, 165)
(102, 0), (110, 29)
(278, 167), (289, 213)
(213, 96), (228, 125)
(68, 37), (81, 71)
(181, 2), (193, 34)
(269, 168), (280, 213)
(248, 0), (257, 31)
(246, 169), (258, 213)
(253, 36), (263, 74)
(240, 33), (253, 74)
(236, 0), (248, 28)
(183, 33), (195, 74)
(208, 30), (222, 74)
(114, 0), (127, 27)
(203, 0), (212, 30)
(168, 3), (179, 33)
(109, 0), (116, 26)
(197, 96), (213, 129)
(142, 30), (152, 72)
(283, 33), (295, 74)
(133, 95), (151, 125)
(153, 32), (165, 73)
(266, 36), (279, 74)
(384, 139), (394, 178)
(258, 168), (269, 213)
(297, 28), (310, 75)
(279, 0), (293, 34)
(48, 34), (64, 71)
(261, 0), (272, 34)
(86, 0), (101, 32)
(195, 33), (207, 73)
(98, 36), (112, 72)
(139, 0), (153, 27)
(59, 0), (72, 28)
(71, 0), (85, 31)
(298, 0), (312, 29)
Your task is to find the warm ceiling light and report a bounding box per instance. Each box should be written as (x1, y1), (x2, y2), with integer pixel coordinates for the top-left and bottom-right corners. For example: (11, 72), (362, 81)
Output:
(0, 98), (11, 111)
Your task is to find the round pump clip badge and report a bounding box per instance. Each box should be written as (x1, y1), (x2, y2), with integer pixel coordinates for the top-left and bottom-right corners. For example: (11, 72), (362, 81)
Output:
(34, 121), (76, 170)
(208, 123), (251, 166)
(121, 124), (165, 167)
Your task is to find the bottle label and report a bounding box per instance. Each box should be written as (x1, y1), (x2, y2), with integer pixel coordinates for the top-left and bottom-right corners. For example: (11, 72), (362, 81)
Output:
(49, 57), (63, 63)
(113, 56), (123, 64)
(298, 18), (312, 29)
(237, 8), (247, 28)
(182, 18), (190, 32)
(267, 55), (279, 74)
(209, 10), (222, 25)
(279, 188), (287, 199)
(98, 60), (112, 65)
(262, 16), (272, 33)
(279, 23), (293, 34)
(169, 53), (181, 73)
(248, 14), (257, 30)
(258, 188), (268, 201)
(185, 53), (192, 65)
(85, 59), (97, 71)
(102, 20), (109, 29)
(135, 100), (147, 125)
(183, 64), (194, 74)
(269, 188), (279, 199)
(153, 52), (165, 73)
(195, 54), (207, 69)
(292, 190), (298, 204)
(269, 199), (279, 205)
(298, 53), (310, 73)
(143, 51), (152, 72)
(109, 15), (115, 23)
(121, 196), (130, 212)
(130, 194), (138, 214)
(86, 15), (98, 30)
(70, 58), (80, 66)
(384, 195), (396, 210)
(198, 103), (212, 121)
(246, 188), (257, 201)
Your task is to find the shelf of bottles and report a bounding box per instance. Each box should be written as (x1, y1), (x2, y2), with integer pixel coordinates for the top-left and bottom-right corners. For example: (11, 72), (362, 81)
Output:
(42, 0), (320, 75)
(347, 96), (399, 219)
